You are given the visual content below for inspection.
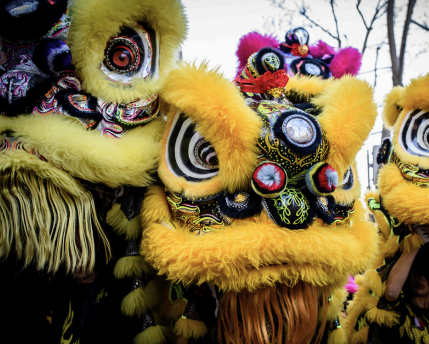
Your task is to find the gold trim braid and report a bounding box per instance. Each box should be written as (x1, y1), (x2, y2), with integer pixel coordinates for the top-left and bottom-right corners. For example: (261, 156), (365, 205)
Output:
(0, 169), (111, 272)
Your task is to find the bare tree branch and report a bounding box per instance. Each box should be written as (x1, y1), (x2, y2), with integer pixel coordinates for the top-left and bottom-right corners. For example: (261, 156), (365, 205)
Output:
(411, 19), (429, 31)
(398, 0), (416, 82)
(330, 0), (342, 47)
(298, 6), (340, 44)
(357, 0), (388, 56)
(374, 44), (383, 87)
(387, 0), (401, 86)
(359, 66), (391, 74)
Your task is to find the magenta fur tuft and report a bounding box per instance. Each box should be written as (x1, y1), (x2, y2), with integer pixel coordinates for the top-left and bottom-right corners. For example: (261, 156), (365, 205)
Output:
(235, 32), (280, 77)
(329, 47), (362, 78)
(344, 275), (358, 294)
(308, 40), (336, 58)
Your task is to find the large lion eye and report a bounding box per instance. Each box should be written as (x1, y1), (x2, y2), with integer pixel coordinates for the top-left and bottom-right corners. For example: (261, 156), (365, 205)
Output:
(273, 110), (322, 156)
(165, 110), (219, 182)
(101, 22), (158, 83)
(105, 36), (141, 73)
(399, 110), (429, 156)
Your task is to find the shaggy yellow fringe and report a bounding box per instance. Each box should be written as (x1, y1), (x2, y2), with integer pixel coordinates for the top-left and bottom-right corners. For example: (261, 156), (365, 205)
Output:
(107, 203), (142, 240)
(327, 286), (348, 320)
(313, 76), (377, 178)
(68, 0), (187, 104)
(121, 280), (159, 317)
(0, 169), (111, 273)
(402, 73), (429, 112)
(114, 256), (152, 279)
(365, 190), (391, 241)
(328, 324), (347, 344)
(133, 325), (167, 344)
(285, 75), (329, 102)
(158, 62), (262, 198)
(349, 327), (369, 344)
(141, 186), (378, 291)
(174, 317), (207, 339)
(363, 269), (384, 299)
(0, 114), (164, 187)
(378, 163), (429, 224)
(382, 86), (404, 129)
(0, 150), (86, 197)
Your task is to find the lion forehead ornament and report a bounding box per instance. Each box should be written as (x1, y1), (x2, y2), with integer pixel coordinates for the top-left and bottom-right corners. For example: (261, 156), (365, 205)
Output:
(140, 48), (378, 343)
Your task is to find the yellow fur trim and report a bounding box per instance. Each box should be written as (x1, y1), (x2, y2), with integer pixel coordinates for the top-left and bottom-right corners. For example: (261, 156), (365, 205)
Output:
(0, 114), (164, 187)
(366, 298), (400, 327)
(158, 63), (261, 198)
(402, 74), (429, 112)
(344, 281), (371, 335)
(141, 186), (172, 227)
(107, 204), (142, 240)
(0, 150), (86, 197)
(332, 162), (361, 205)
(121, 280), (159, 317)
(349, 327), (369, 344)
(141, 188), (378, 291)
(328, 322), (347, 344)
(174, 318), (207, 339)
(365, 190), (391, 241)
(378, 163), (429, 224)
(285, 75), (329, 102)
(68, 0), (187, 104)
(382, 86), (404, 129)
(363, 269), (384, 299)
(114, 256), (152, 279)
(314, 76), (377, 178)
(328, 281), (348, 321)
(133, 325), (167, 344)
(355, 274), (364, 287)
(327, 286), (348, 320)
(403, 233), (424, 253)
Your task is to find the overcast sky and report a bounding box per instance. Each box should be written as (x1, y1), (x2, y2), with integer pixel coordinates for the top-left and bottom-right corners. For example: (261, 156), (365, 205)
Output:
(181, 0), (429, 193)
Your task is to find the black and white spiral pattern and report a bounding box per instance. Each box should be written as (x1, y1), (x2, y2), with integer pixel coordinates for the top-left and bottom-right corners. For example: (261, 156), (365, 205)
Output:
(398, 110), (429, 157)
(165, 110), (219, 182)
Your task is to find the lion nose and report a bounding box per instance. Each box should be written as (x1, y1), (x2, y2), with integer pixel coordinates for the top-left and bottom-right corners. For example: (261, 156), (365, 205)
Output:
(305, 162), (338, 196)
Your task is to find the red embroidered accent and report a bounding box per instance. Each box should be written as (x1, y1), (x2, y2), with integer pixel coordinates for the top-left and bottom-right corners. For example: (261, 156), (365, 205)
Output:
(235, 68), (289, 94)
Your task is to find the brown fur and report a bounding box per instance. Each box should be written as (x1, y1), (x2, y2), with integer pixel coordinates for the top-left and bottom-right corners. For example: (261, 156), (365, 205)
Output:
(217, 282), (329, 344)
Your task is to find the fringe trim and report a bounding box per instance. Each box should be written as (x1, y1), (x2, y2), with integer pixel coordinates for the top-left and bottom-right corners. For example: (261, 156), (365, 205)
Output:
(403, 233), (424, 253)
(174, 317), (208, 339)
(328, 324), (347, 344)
(0, 169), (111, 272)
(349, 326), (369, 344)
(121, 280), (159, 317)
(106, 203), (142, 240)
(133, 325), (167, 344)
(114, 255), (152, 279)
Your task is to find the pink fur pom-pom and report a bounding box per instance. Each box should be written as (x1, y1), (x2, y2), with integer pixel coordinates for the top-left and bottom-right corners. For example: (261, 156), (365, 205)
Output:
(344, 275), (358, 294)
(235, 32), (279, 77)
(308, 40), (336, 58)
(329, 47), (362, 78)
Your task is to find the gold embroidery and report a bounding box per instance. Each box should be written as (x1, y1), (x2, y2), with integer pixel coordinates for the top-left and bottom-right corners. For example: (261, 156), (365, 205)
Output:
(60, 301), (80, 344)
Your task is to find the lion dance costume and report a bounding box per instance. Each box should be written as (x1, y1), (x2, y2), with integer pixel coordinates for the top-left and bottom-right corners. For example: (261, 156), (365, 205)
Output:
(138, 46), (378, 343)
(235, 28), (362, 80)
(0, 0), (186, 343)
(345, 75), (429, 344)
